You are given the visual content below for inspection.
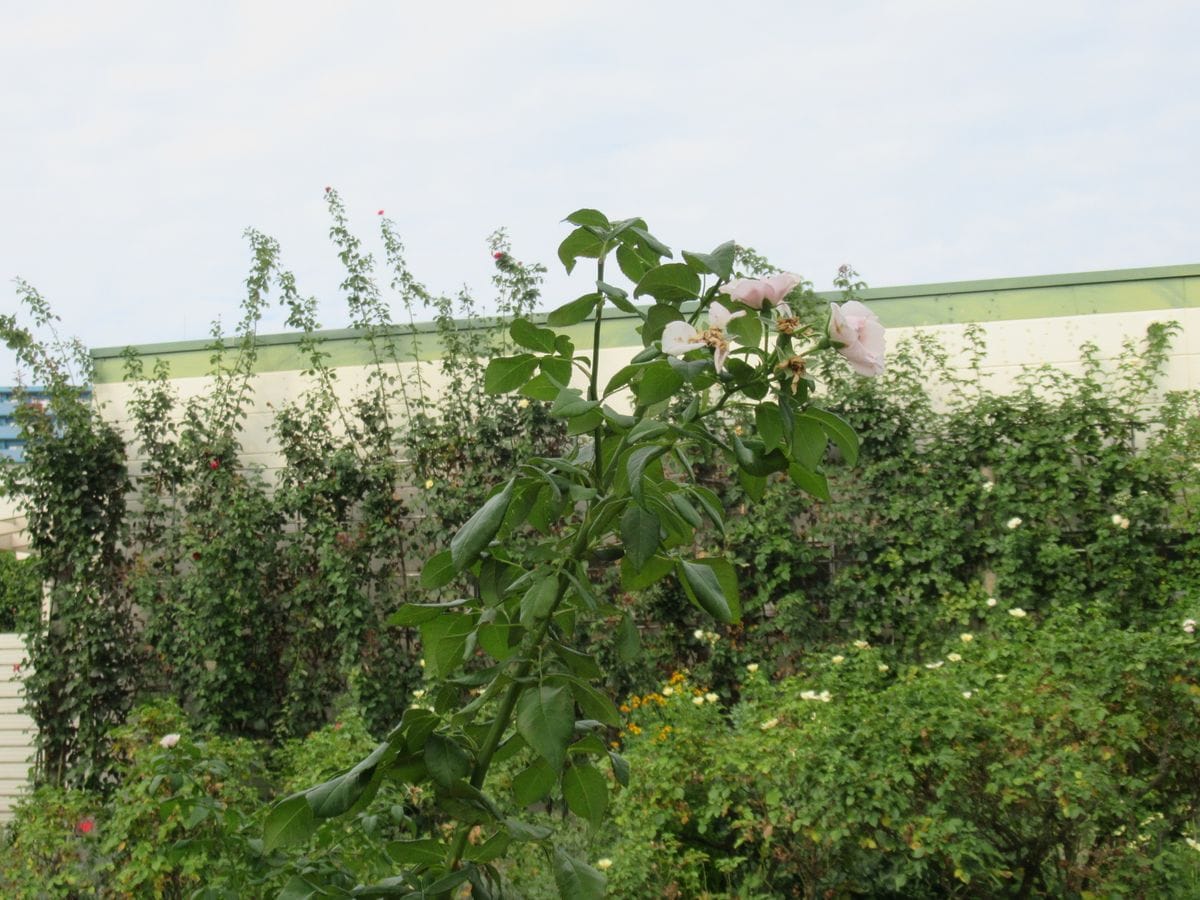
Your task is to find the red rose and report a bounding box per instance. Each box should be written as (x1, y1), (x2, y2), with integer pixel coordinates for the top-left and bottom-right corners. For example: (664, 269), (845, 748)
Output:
(77, 818), (95, 835)
(209, 459), (220, 471)
(493, 251), (505, 260)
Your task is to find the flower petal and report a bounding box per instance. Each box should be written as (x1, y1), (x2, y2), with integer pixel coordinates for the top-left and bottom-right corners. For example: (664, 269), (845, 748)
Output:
(661, 320), (700, 356)
(707, 301), (744, 330)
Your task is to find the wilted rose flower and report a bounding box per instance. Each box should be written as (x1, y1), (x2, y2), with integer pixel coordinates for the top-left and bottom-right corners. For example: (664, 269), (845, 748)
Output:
(827, 301), (885, 377)
(159, 733), (180, 749)
(719, 273), (800, 309)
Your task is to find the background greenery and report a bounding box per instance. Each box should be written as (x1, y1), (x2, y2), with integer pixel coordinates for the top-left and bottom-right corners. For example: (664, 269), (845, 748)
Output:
(2, 200), (1199, 896)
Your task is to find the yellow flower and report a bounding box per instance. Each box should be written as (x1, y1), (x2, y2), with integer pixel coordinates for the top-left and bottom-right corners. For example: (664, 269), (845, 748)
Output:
(705, 692), (718, 703)
(692, 696), (705, 706)
(746, 663), (759, 674)
(596, 858), (613, 871)
(960, 633), (974, 643)
(424, 478), (435, 489)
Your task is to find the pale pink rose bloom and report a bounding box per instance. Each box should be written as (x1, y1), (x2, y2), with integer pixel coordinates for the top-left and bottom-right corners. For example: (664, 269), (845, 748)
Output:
(719, 273), (800, 309)
(828, 301), (885, 377)
(661, 320), (702, 357)
(707, 301), (744, 329)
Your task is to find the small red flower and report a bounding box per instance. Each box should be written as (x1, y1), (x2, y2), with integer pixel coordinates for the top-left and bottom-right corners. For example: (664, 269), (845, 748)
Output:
(324, 186), (331, 193)
(192, 551), (201, 562)
(492, 251), (505, 260)
(77, 818), (95, 835)
(11, 663), (20, 673)
(377, 209), (384, 216)
(208, 458), (220, 471)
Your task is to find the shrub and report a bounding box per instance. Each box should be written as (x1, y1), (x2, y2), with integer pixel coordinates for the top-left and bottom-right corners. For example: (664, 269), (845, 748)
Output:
(609, 606), (1200, 897)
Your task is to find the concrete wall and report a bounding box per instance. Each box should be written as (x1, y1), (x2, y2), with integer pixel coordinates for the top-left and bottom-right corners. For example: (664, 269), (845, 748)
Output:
(87, 264), (1200, 481)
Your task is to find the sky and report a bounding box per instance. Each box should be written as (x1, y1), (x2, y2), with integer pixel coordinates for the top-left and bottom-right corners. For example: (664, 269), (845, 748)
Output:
(2, 0), (1197, 382)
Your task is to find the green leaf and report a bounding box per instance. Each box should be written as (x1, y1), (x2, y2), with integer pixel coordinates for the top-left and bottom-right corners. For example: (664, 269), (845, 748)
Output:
(519, 576), (560, 626)
(263, 794), (314, 852)
(512, 758), (557, 806)
(557, 228), (605, 274)
(388, 600), (466, 628)
(620, 553), (672, 591)
(788, 463), (831, 502)
(450, 479), (516, 571)
(510, 319), (558, 353)
(516, 685), (574, 770)
(550, 388), (600, 420)
(726, 311), (763, 347)
(553, 847), (606, 900)
(690, 485), (725, 535)
(547, 292), (599, 326)
(803, 407), (859, 466)
(627, 225), (672, 259)
(552, 642), (604, 679)
(620, 504), (661, 571)
(425, 734), (471, 788)
(484, 355), (538, 395)
(465, 829), (512, 863)
(791, 416), (827, 470)
(385, 838), (446, 866)
(641, 303), (683, 346)
(563, 208), (610, 229)
(626, 445), (667, 507)
(681, 240), (736, 280)
(738, 469), (766, 501)
(418, 550), (457, 591)
(597, 280), (639, 315)
(616, 242), (652, 282)
(506, 817), (553, 842)
(634, 263), (700, 303)
(634, 360), (684, 406)
(608, 750), (630, 787)
(277, 875), (349, 899)
(420, 613), (478, 677)
(566, 678), (621, 727)
(615, 613), (641, 662)
(678, 559), (739, 624)
(562, 763), (608, 829)
(540, 355), (573, 383)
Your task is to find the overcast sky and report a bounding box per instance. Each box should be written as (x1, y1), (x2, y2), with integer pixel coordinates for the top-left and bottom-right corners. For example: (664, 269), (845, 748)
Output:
(2, 0), (1197, 382)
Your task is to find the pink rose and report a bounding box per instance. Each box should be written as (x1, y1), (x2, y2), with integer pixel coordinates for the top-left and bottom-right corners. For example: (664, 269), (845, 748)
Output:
(828, 301), (885, 377)
(719, 273), (800, 310)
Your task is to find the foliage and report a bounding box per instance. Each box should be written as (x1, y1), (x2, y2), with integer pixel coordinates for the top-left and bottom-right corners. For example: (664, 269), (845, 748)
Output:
(0, 550), (39, 632)
(0, 284), (140, 790)
(608, 607), (1200, 898)
(0, 784), (106, 897)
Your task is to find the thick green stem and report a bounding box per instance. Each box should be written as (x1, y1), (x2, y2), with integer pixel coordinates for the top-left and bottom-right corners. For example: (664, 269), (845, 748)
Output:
(444, 273), (605, 871)
(589, 257), (606, 489)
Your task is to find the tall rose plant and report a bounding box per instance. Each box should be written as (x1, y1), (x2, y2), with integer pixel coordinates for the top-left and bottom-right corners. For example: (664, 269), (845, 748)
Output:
(266, 211), (883, 899)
